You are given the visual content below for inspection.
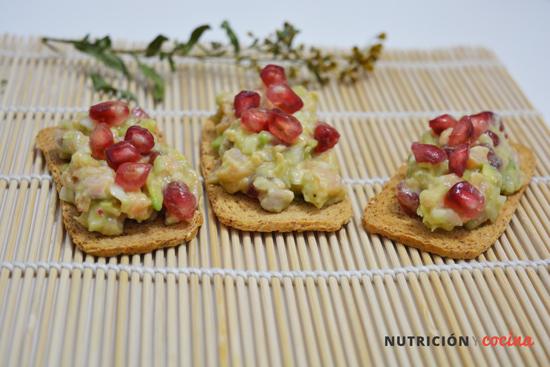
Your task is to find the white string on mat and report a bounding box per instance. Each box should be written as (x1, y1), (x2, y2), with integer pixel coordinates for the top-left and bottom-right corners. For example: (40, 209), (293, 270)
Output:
(0, 174), (52, 182)
(0, 258), (548, 283)
(376, 59), (502, 69)
(0, 106), (213, 117)
(0, 105), (542, 119)
(318, 110), (541, 119)
(0, 48), (504, 69)
(2, 174), (550, 185)
(344, 176), (550, 185)
(342, 177), (388, 185)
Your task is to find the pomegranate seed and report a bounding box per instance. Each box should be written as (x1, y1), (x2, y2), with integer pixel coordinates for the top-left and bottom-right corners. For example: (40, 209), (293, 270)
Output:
(447, 144), (469, 177)
(89, 100), (129, 126)
(470, 111), (494, 140)
(241, 107), (273, 133)
(485, 130), (500, 146)
(260, 64), (287, 86)
(234, 90), (261, 118)
(444, 181), (485, 219)
(313, 122), (340, 153)
(429, 114), (457, 135)
(411, 142), (447, 164)
(245, 183), (259, 198)
(487, 148), (502, 169)
(105, 141), (141, 169)
(268, 110), (303, 145)
(147, 150), (161, 164)
(89, 123), (114, 160)
(448, 116), (474, 146)
(115, 162), (152, 191)
(131, 107), (150, 119)
(499, 121), (505, 132)
(266, 84), (304, 114)
(124, 125), (155, 154)
(163, 181), (197, 221)
(396, 182), (419, 216)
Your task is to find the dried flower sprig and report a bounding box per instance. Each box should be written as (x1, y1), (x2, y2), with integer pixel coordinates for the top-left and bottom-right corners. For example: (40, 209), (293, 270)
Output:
(42, 21), (385, 103)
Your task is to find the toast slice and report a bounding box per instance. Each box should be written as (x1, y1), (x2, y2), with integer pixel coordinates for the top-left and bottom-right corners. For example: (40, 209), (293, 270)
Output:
(36, 127), (203, 257)
(200, 119), (352, 232)
(363, 143), (535, 259)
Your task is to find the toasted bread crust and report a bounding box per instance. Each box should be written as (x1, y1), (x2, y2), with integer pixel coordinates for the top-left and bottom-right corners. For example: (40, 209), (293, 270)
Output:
(36, 127), (203, 257)
(200, 119), (352, 232)
(363, 144), (535, 259)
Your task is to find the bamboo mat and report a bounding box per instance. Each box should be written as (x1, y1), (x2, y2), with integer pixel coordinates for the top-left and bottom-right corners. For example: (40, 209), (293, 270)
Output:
(0, 34), (549, 366)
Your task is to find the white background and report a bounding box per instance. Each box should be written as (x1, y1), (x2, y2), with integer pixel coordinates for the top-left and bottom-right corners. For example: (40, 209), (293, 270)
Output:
(1, 0), (549, 121)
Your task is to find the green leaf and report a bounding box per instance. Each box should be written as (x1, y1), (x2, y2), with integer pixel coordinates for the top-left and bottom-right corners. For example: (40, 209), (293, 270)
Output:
(90, 73), (136, 101)
(221, 20), (240, 54)
(146, 35), (168, 57)
(137, 62), (165, 103)
(72, 34), (91, 50)
(96, 35), (112, 50)
(167, 55), (176, 72)
(90, 73), (115, 93)
(174, 24), (211, 55)
(97, 50), (130, 77)
(116, 89), (138, 102)
(73, 35), (130, 77)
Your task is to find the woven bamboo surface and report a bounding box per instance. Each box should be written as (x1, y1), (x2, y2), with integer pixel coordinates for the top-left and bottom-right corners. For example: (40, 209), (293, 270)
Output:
(0, 35), (549, 366)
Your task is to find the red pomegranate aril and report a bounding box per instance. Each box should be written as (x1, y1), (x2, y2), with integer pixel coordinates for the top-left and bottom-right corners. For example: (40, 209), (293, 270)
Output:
(241, 107), (273, 132)
(485, 130), (500, 146)
(396, 182), (419, 216)
(429, 114), (457, 135)
(487, 148), (502, 169)
(105, 141), (141, 169)
(89, 100), (129, 126)
(447, 144), (469, 177)
(266, 84), (304, 114)
(411, 142), (447, 164)
(163, 181), (197, 221)
(313, 122), (340, 153)
(448, 116), (474, 146)
(234, 90), (260, 118)
(245, 183), (259, 199)
(131, 107), (150, 119)
(444, 181), (485, 219)
(268, 110), (303, 145)
(470, 111), (494, 140)
(115, 162), (152, 191)
(124, 125), (155, 154)
(260, 64), (287, 86)
(147, 150), (161, 164)
(89, 123), (114, 160)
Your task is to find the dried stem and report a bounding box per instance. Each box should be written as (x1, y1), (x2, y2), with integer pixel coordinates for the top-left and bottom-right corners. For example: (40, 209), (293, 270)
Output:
(41, 22), (386, 103)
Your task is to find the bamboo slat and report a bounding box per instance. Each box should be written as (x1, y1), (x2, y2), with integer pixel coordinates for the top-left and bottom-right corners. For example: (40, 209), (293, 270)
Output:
(0, 35), (548, 366)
